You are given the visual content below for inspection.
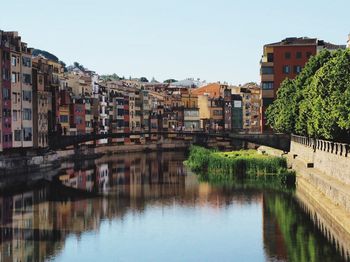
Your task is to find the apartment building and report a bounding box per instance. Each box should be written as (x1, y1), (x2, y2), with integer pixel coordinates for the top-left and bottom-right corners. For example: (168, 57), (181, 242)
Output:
(109, 90), (127, 144)
(182, 92), (200, 130)
(47, 59), (63, 136)
(260, 37), (345, 131)
(32, 56), (51, 148)
(69, 97), (86, 135)
(0, 33), (11, 151)
(192, 82), (227, 98)
(233, 83), (261, 133)
(0, 31), (34, 149)
(198, 95), (224, 131)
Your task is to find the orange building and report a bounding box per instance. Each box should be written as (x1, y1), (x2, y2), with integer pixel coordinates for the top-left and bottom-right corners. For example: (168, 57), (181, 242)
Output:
(192, 83), (227, 98)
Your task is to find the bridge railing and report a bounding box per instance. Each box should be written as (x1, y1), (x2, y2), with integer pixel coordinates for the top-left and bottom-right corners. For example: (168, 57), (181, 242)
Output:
(291, 134), (349, 157)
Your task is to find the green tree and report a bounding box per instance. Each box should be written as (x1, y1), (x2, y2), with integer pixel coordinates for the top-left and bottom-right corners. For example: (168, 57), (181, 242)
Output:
(266, 49), (350, 141)
(266, 79), (296, 133)
(305, 50), (350, 140)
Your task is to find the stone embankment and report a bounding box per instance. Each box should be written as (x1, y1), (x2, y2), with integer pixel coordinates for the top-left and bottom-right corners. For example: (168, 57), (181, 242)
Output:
(0, 140), (191, 176)
(260, 135), (350, 256)
(57, 140), (190, 160)
(0, 151), (60, 176)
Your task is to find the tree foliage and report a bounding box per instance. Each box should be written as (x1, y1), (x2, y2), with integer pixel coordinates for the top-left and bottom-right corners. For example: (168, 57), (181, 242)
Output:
(139, 77), (149, 82)
(163, 79), (177, 84)
(266, 49), (350, 142)
(100, 73), (122, 81)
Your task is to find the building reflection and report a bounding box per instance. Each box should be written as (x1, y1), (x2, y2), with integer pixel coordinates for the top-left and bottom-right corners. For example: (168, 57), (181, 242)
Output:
(0, 151), (264, 261)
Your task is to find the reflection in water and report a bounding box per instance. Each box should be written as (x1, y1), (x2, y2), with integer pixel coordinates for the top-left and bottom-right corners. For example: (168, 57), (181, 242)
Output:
(0, 151), (347, 261)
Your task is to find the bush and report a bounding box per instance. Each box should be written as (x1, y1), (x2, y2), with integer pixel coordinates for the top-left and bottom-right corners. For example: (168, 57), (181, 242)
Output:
(185, 146), (295, 187)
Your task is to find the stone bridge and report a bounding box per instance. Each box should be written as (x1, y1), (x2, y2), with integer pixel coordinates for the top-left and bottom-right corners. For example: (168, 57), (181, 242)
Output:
(49, 131), (291, 151)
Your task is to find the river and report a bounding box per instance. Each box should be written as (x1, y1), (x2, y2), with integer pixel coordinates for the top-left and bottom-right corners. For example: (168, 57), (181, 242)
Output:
(0, 151), (348, 262)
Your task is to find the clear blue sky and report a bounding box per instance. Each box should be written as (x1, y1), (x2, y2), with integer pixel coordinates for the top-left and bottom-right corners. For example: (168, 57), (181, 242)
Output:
(1, 0), (350, 84)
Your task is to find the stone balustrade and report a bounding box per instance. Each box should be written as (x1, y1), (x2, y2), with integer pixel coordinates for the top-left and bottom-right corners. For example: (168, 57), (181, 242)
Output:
(291, 134), (350, 186)
(291, 134), (349, 158)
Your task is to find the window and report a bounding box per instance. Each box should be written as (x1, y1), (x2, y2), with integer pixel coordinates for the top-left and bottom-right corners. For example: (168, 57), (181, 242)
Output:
(11, 55), (17, 66)
(2, 51), (10, 61)
(3, 88), (10, 100)
(23, 108), (32, 120)
(184, 110), (199, 117)
(13, 110), (17, 121)
(23, 90), (32, 102)
(75, 105), (83, 113)
(283, 65), (290, 74)
(14, 130), (21, 141)
(285, 52), (291, 59)
(213, 110), (222, 116)
(267, 53), (274, 62)
(263, 98), (274, 107)
(294, 65), (302, 74)
(11, 72), (16, 83)
(3, 109), (11, 117)
(60, 115), (68, 123)
(2, 68), (10, 81)
(262, 82), (274, 90)
(296, 52), (302, 59)
(22, 74), (31, 84)
(23, 128), (32, 141)
(233, 100), (242, 108)
(75, 116), (83, 125)
(261, 66), (274, 75)
(22, 57), (31, 67)
(13, 92), (19, 104)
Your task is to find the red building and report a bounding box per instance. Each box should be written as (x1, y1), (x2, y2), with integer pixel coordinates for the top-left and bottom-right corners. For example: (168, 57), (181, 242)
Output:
(0, 41), (12, 149)
(70, 98), (86, 135)
(260, 37), (345, 132)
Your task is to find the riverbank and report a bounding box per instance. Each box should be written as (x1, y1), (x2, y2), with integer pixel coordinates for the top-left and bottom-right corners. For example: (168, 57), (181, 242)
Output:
(57, 140), (190, 160)
(0, 140), (191, 176)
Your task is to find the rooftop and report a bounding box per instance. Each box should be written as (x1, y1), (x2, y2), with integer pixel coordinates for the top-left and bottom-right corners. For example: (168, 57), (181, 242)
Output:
(265, 37), (345, 49)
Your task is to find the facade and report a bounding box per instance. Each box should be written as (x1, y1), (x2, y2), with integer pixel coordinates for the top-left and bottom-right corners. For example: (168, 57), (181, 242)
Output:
(260, 37), (345, 132)
(84, 97), (93, 134)
(47, 60), (63, 136)
(232, 94), (243, 130)
(109, 90), (127, 143)
(182, 92), (200, 130)
(233, 83), (261, 133)
(0, 31), (34, 149)
(69, 97), (86, 135)
(224, 88), (232, 131)
(0, 32), (12, 150)
(32, 56), (51, 148)
(198, 95), (224, 131)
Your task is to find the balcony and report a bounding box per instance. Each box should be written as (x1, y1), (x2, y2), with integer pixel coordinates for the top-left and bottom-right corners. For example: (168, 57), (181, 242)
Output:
(262, 89), (274, 98)
(261, 74), (274, 82)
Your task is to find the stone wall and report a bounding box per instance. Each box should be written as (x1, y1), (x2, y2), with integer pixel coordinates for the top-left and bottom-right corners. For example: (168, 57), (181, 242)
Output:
(291, 135), (350, 185)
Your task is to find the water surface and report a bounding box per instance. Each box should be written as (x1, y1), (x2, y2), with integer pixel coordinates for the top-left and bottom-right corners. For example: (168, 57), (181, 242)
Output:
(0, 151), (347, 262)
